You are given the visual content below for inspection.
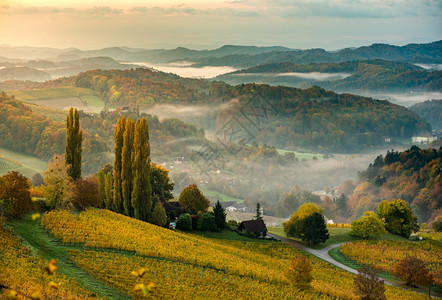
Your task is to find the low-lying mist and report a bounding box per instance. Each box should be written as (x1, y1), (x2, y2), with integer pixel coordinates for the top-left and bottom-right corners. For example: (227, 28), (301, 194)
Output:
(131, 61), (236, 78)
(359, 91), (442, 107)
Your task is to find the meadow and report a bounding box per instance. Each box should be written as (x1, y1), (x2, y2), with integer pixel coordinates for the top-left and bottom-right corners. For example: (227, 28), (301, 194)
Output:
(7, 86), (104, 113)
(0, 147), (48, 178)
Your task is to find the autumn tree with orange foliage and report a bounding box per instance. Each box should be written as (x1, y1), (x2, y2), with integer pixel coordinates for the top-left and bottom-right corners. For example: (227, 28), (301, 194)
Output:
(0, 171), (32, 219)
(354, 266), (386, 300)
(393, 256), (433, 287)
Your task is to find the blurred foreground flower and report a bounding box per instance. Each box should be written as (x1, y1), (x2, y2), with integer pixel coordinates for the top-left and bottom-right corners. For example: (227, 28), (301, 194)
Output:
(45, 259), (58, 274)
(134, 283), (155, 296)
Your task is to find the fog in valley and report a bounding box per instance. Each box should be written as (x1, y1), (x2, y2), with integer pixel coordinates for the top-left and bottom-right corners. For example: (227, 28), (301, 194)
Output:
(132, 61), (237, 79)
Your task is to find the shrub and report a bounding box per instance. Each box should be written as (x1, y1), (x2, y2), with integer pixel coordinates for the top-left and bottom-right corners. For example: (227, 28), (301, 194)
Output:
(176, 214), (192, 232)
(197, 212), (216, 231)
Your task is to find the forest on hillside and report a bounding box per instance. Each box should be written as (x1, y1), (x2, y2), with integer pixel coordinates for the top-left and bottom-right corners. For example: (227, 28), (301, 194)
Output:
(345, 146), (441, 223)
(217, 60), (442, 92)
(2, 68), (430, 153)
(410, 100), (442, 130)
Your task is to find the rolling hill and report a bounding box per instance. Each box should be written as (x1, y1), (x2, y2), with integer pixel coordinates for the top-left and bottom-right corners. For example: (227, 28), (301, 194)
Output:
(1, 208), (426, 299)
(216, 60), (442, 93)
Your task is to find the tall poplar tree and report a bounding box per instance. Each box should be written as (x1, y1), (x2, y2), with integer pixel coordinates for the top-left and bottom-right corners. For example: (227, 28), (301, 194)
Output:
(131, 118), (152, 221)
(122, 118), (135, 217)
(65, 107), (82, 180)
(113, 116), (125, 213)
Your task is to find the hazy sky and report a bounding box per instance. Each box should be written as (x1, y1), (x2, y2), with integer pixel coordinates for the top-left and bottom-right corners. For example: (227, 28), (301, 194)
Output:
(1, 0), (441, 50)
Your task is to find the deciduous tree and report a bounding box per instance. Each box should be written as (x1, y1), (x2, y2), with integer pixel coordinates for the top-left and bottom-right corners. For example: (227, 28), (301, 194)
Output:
(131, 118), (151, 221)
(283, 203), (323, 238)
(0, 171), (32, 218)
(354, 266), (386, 300)
(122, 118), (134, 217)
(393, 256), (433, 287)
(178, 184), (209, 214)
(71, 176), (101, 210)
(377, 199), (418, 238)
(43, 154), (75, 209)
(65, 107), (82, 180)
(113, 116), (125, 213)
(351, 211), (386, 239)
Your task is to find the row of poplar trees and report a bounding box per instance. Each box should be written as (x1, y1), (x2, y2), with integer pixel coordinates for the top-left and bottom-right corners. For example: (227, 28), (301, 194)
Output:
(65, 108), (82, 180)
(111, 116), (152, 221)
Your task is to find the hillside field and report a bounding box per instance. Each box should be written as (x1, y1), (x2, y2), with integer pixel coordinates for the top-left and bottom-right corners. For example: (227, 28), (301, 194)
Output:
(0, 147), (48, 178)
(6, 86), (104, 113)
(1, 208), (428, 299)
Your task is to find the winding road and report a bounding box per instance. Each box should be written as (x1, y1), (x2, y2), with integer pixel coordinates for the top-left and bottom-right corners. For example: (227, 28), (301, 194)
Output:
(268, 234), (394, 285)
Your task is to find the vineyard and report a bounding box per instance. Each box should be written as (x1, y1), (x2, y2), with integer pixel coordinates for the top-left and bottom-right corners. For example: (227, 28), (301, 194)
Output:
(340, 240), (442, 285)
(37, 208), (426, 299)
(0, 222), (94, 299)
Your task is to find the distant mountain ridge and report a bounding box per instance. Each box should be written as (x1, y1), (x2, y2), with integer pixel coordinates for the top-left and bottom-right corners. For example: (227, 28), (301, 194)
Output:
(216, 59), (442, 93)
(0, 41), (440, 66)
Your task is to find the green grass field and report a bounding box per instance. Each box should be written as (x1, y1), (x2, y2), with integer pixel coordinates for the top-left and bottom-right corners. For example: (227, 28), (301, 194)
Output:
(199, 186), (244, 203)
(268, 226), (408, 249)
(7, 86), (104, 113)
(7, 87), (97, 100)
(80, 95), (104, 113)
(0, 147), (48, 178)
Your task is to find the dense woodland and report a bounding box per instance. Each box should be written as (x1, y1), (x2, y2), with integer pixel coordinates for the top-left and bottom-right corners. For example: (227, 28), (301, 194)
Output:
(2, 68), (429, 153)
(0, 92), (205, 174)
(410, 100), (442, 130)
(217, 84), (430, 152)
(346, 146), (442, 223)
(192, 40), (442, 67)
(217, 60), (442, 92)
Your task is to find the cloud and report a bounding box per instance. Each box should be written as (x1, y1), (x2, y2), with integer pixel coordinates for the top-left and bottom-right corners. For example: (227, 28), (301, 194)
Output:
(224, 0), (442, 18)
(2, 1), (440, 19)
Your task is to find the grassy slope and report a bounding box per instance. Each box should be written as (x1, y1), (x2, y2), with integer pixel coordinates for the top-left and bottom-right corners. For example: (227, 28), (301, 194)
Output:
(6, 87), (97, 100)
(268, 226), (408, 249)
(199, 186), (244, 203)
(7, 218), (129, 300)
(7, 86), (104, 113)
(0, 147), (48, 178)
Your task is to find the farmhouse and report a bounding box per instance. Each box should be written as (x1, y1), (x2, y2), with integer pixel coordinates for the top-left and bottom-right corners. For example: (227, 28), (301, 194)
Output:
(238, 219), (267, 235)
(160, 198), (182, 214)
(412, 131), (437, 144)
(225, 203), (248, 212)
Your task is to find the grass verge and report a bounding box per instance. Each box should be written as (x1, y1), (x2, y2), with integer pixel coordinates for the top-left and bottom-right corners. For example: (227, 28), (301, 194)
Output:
(7, 217), (129, 300)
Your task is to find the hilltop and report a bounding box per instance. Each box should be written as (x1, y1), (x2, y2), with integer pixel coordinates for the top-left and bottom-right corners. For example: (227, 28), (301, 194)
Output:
(216, 60), (442, 92)
(0, 41), (440, 68)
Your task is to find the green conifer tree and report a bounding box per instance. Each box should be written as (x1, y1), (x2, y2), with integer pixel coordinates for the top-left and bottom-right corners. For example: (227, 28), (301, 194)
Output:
(213, 200), (227, 230)
(65, 107), (82, 180)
